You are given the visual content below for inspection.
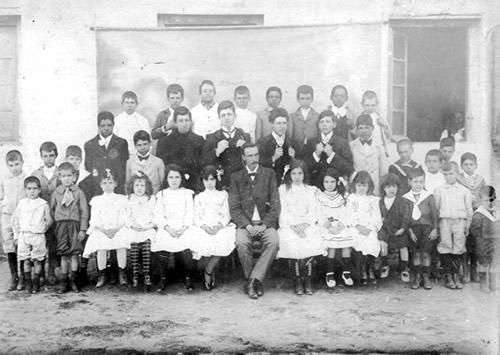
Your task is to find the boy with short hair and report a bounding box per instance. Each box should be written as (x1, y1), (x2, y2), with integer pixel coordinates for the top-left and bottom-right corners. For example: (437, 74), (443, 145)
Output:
(457, 152), (486, 283)
(233, 86), (257, 143)
(258, 108), (297, 185)
(151, 83), (184, 140)
(12, 176), (52, 293)
(32, 141), (60, 286)
(403, 169), (439, 290)
(361, 90), (391, 156)
(329, 85), (356, 141)
(66, 145), (89, 185)
(349, 114), (388, 195)
(287, 85), (319, 158)
(424, 149), (445, 194)
(389, 138), (423, 195)
(114, 91), (151, 155)
(434, 161), (473, 289)
(84, 111), (129, 194)
(304, 109), (353, 188)
(50, 162), (89, 293)
(255, 86), (282, 141)
(1, 150), (27, 291)
(457, 152), (486, 210)
(202, 100), (251, 188)
(126, 130), (165, 194)
(191, 79), (219, 139)
(439, 137), (458, 165)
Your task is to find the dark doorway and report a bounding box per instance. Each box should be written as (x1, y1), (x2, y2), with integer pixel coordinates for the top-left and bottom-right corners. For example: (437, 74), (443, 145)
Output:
(392, 27), (467, 142)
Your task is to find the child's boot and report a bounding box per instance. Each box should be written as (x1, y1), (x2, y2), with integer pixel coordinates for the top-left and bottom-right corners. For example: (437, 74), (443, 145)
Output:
(69, 271), (80, 293)
(304, 258), (314, 295)
(411, 273), (421, 290)
(144, 273), (152, 292)
(380, 256), (389, 279)
(156, 254), (168, 292)
(342, 257), (354, 286)
(479, 272), (490, 293)
(57, 274), (70, 294)
(490, 273), (497, 292)
(453, 273), (464, 289)
(368, 267), (377, 285)
(422, 266), (433, 290)
(470, 264), (479, 283)
(8, 273), (19, 291)
(325, 272), (336, 288)
(7, 253), (19, 291)
(325, 258), (336, 288)
(444, 274), (456, 289)
(184, 275), (194, 292)
(16, 260), (25, 291)
(118, 268), (128, 287)
(95, 270), (107, 288)
(294, 260), (304, 295)
(32, 273), (41, 294)
(78, 267), (89, 288)
(132, 272), (139, 288)
(24, 272), (32, 294)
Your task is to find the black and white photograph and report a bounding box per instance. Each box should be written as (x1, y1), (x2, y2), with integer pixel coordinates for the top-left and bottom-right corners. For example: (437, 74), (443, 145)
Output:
(0, 0), (499, 353)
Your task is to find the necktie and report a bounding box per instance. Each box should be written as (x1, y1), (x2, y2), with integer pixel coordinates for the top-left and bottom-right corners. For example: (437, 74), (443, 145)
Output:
(223, 129), (235, 139)
(62, 188), (74, 207)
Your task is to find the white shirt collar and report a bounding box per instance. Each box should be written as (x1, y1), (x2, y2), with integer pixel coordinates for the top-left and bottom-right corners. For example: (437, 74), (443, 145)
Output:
(331, 105), (347, 117)
(99, 134), (112, 147)
(246, 165), (259, 174)
(321, 131), (333, 143)
(272, 131), (285, 146)
(300, 107), (311, 117)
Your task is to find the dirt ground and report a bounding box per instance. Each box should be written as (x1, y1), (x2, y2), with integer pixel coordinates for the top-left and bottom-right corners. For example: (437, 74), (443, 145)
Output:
(0, 259), (498, 355)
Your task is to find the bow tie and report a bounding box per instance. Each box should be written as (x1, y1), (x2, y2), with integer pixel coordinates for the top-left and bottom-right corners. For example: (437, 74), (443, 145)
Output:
(248, 173), (256, 177)
(138, 155), (149, 161)
(361, 139), (372, 146)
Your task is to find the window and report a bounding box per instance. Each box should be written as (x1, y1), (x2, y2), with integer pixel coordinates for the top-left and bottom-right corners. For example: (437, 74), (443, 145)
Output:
(389, 19), (474, 142)
(0, 16), (19, 142)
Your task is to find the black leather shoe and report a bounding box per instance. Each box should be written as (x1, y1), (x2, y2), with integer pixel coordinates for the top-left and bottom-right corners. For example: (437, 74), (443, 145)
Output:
(247, 278), (258, 299)
(254, 279), (264, 297)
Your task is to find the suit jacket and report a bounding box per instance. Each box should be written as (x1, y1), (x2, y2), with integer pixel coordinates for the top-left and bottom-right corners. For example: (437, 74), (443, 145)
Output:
(157, 129), (204, 191)
(126, 154), (165, 194)
(255, 108), (273, 142)
(287, 108), (320, 158)
(304, 134), (353, 188)
(350, 137), (388, 195)
(202, 128), (251, 188)
(379, 196), (412, 236)
(83, 134), (129, 194)
(228, 166), (280, 229)
(151, 108), (176, 140)
(31, 167), (60, 203)
(257, 134), (297, 185)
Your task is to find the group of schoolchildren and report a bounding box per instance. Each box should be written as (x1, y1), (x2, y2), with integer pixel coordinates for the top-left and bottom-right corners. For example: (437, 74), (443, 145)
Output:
(1, 80), (498, 298)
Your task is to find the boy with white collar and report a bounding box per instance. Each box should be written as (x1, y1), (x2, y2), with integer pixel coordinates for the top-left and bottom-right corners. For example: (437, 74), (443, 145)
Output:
(329, 84), (356, 141)
(403, 168), (439, 290)
(233, 86), (257, 143)
(114, 91), (150, 155)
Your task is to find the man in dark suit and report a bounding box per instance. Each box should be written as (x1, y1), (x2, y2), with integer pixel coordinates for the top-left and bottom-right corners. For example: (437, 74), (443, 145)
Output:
(257, 108), (297, 185)
(229, 143), (280, 299)
(84, 111), (129, 194)
(202, 100), (251, 189)
(156, 106), (204, 191)
(304, 110), (354, 188)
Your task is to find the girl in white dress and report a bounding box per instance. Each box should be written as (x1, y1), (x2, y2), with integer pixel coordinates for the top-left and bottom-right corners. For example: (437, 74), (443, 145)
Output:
(151, 164), (195, 292)
(115, 172), (156, 290)
(83, 170), (128, 288)
(317, 168), (354, 288)
(185, 165), (235, 291)
(346, 171), (382, 285)
(277, 160), (325, 295)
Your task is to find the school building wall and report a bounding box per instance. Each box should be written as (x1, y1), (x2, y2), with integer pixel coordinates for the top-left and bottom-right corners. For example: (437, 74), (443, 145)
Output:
(0, 0), (497, 184)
